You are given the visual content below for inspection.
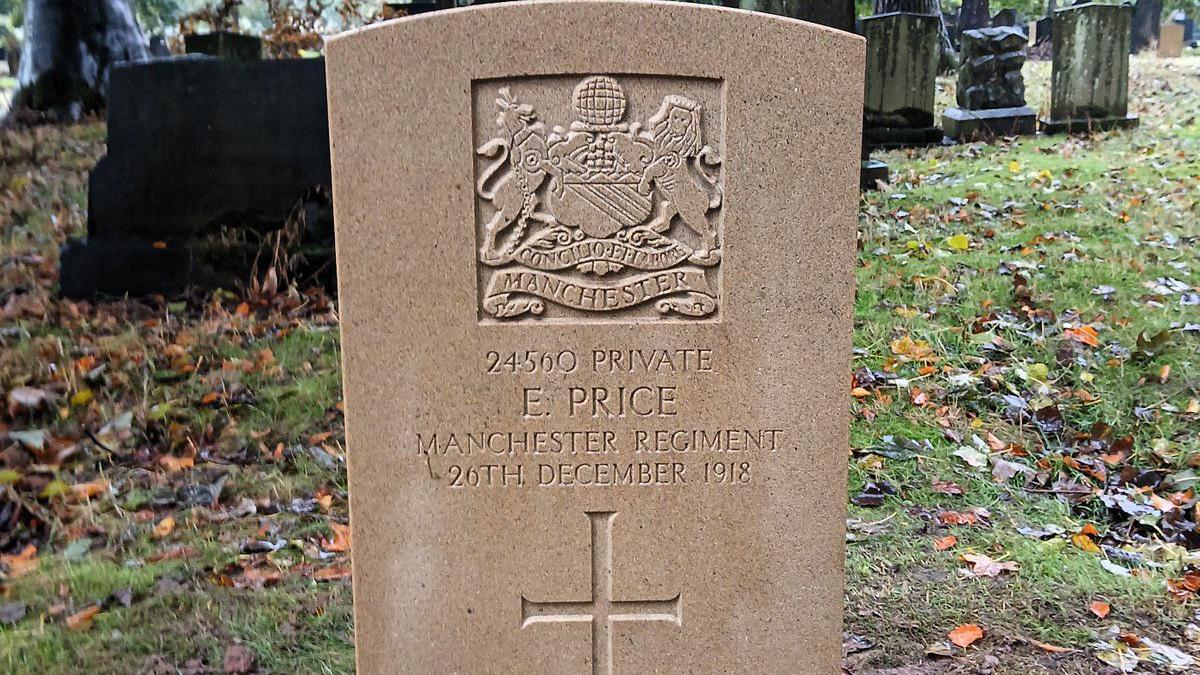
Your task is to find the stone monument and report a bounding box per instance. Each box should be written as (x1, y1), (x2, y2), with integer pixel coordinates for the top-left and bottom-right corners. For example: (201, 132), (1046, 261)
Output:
(184, 31), (263, 60)
(326, 2), (861, 672)
(1158, 22), (1185, 57)
(942, 26), (1037, 140)
(1041, 3), (1138, 134)
(59, 56), (331, 297)
(861, 12), (943, 147)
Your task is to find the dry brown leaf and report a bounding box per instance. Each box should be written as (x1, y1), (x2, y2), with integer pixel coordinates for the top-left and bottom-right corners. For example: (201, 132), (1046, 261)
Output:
(158, 455), (194, 472)
(949, 623), (984, 648)
(0, 544), (38, 579)
(65, 605), (100, 631)
(961, 552), (1018, 577)
(1064, 325), (1100, 347)
(1089, 600), (1111, 619)
(69, 479), (109, 500)
(934, 535), (957, 551)
(1030, 639), (1074, 653)
(322, 522), (351, 552)
(313, 566), (352, 581)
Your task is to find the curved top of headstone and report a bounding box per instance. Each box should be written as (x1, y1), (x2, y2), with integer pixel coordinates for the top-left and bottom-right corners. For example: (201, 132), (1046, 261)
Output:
(1053, 1), (1131, 14)
(327, 0), (866, 47)
(963, 25), (1028, 39)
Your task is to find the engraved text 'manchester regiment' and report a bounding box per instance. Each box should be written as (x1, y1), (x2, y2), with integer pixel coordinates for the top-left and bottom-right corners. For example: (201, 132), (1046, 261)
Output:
(476, 76), (722, 320)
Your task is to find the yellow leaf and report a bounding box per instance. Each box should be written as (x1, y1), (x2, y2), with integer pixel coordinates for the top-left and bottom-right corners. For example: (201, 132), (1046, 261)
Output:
(946, 234), (970, 251)
(0, 469), (20, 484)
(70, 389), (93, 407)
(1072, 533), (1101, 554)
(40, 480), (70, 499)
(152, 516), (176, 539)
(1008, 160), (1021, 173)
(1027, 363), (1049, 382)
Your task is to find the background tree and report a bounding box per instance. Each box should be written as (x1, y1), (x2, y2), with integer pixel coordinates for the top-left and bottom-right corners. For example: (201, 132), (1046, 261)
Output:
(15, 0), (148, 120)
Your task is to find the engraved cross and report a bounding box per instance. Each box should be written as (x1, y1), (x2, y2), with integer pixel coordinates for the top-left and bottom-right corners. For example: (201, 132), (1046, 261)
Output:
(520, 511), (682, 675)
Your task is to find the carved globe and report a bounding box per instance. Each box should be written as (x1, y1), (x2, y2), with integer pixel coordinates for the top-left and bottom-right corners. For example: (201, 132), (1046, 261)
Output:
(572, 76), (627, 126)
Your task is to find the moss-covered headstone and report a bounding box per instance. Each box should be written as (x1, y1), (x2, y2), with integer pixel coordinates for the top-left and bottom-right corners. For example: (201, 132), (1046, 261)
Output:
(862, 12), (943, 147)
(1041, 3), (1138, 133)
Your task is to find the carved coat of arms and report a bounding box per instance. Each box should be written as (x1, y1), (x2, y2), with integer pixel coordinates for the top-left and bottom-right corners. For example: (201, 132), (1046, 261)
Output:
(475, 75), (722, 320)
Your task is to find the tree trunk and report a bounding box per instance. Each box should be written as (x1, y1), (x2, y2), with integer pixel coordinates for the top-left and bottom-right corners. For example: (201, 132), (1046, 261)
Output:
(1130, 0), (1163, 53)
(16, 0), (148, 120)
(958, 0), (990, 31)
(740, 0), (855, 33)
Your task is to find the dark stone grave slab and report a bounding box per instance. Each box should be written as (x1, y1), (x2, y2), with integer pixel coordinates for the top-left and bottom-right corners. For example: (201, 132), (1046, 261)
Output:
(992, 8), (1017, 26)
(59, 56), (331, 297)
(184, 32), (263, 60)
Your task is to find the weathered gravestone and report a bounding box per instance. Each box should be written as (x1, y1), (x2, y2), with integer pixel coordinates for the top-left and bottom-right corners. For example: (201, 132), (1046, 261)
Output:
(1041, 3), (1137, 133)
(184, 31), (263, 60)
(959, 0), (991, 31)
(992, 8), (1017, 27)
(1158, 22), (1185, 57)
(942, 26), (1037, 140)
(862, 12), (943, 147)
(59, 56), (331, 297)
(326, 2), (861, 672)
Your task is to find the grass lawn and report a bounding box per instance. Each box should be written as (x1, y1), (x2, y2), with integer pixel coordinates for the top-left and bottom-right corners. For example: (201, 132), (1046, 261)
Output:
(1, 55), (1198, 673)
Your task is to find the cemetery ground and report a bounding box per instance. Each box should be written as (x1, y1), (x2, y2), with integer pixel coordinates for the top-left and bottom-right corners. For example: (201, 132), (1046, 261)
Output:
(0, 55), (1196, 674)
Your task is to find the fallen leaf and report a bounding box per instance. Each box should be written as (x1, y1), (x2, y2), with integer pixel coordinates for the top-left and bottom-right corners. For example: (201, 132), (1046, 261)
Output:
(70, 479), (109, 500)
(313, 566), (353, 581)
(159, 455), (194, 472)
(1030, 639), (1074, 653)
(322, 522), (351, 553)
(1063, 325), (1100, 348)
(152, 516), (176, 539)
(954, 446), (989, 468)
(949, 623), (984, 648)
(946, 234), (970, 251)
(65, 605), (100, 631)
(932, 479), (964, 495)
(0, 544), (38, 579)
(7, 386), (54, 416)
(1071, 533), (1101, 554)
(1089, 600), (1111, 619)
(961, 552), (1018, 577)
(934, 535), (957, 551)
